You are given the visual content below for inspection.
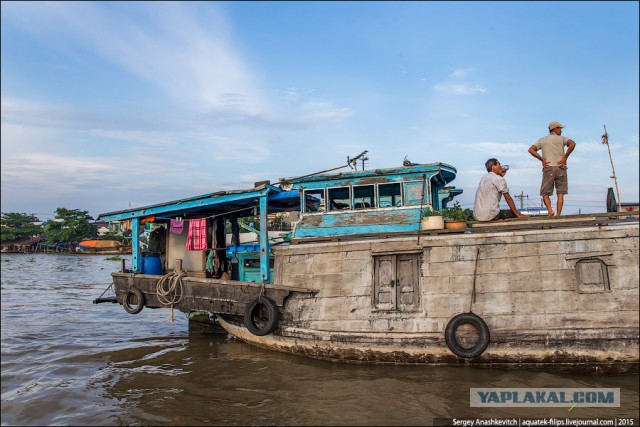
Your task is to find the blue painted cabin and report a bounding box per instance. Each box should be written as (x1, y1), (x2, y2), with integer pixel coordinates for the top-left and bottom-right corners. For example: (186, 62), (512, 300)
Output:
(285, 162), (462, 239)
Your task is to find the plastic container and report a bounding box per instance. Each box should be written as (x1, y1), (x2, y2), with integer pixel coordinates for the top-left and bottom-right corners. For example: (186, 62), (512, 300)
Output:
(142, 253), (163, 275)
(421, 216), (444, 230)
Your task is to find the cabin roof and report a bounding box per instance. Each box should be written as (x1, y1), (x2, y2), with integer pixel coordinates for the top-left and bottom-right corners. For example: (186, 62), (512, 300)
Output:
(280, 163), (457, 187)
(97, 163), (459, 222)
(98, 185), (300, 222)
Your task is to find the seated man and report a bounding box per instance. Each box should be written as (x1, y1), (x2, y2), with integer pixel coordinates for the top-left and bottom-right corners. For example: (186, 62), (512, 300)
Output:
(473, 158), (525, 221)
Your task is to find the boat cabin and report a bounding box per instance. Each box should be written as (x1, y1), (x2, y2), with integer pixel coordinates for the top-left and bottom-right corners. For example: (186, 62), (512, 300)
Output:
(98, 162), (462, 283)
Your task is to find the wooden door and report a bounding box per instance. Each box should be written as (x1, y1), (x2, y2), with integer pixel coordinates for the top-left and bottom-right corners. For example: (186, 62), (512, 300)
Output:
(374, 255), (396, 310)
(374, 254), (420, 311)
(397, 254), (419, 311)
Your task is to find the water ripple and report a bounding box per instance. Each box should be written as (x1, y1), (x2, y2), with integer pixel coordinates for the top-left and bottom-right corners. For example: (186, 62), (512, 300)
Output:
(1, 253), (638, 426)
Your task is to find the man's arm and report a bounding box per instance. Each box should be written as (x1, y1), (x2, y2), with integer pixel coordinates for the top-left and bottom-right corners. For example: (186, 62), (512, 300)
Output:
(558, 139), (576, 168)
(528, 145), (550, 168)
(504, 192), (525, 218)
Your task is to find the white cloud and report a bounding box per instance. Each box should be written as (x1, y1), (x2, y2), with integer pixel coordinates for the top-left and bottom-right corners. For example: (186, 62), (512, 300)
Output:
(297, 102), (353, 124)
(575, 139), (613, 153)
(432, 83), (488, 95)
(3, 2), (263, 112)
(2, 3), (353, 137)
(450, 68), (473, 79)
(432, 67), (487, 95)
(283, 87), (315, 103)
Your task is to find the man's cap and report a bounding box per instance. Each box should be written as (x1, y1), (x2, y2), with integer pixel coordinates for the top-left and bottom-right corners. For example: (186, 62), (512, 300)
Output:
(548, 121), (566, 131)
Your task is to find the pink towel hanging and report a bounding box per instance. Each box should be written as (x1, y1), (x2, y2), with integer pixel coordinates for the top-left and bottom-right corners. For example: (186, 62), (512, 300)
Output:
(185, 218), (207, 250)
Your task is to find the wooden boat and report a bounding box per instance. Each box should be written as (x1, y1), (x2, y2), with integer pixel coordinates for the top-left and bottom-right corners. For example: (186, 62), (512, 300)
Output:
(97, 162), (639, 373)
(76, 239), (127, 254)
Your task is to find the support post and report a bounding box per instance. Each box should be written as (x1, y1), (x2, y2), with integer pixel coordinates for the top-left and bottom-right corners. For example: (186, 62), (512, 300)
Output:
(132, 217), (141, 273)
(603, 125), (622, 212)
(259, 195), (271, 283)
(231, 217), (240, 247)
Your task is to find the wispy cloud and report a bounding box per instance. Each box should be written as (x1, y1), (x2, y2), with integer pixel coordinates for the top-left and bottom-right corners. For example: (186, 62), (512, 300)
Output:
(2, 3), (353, 135)
(297, 101), (352, 124)
(6, 2), (355, 131)
(450, 68), (473, 79)
(432, 68), (487, 95)
(4, 3), (261, 112)
(432, 83), (487, 95)
(282, 87), (315, 103)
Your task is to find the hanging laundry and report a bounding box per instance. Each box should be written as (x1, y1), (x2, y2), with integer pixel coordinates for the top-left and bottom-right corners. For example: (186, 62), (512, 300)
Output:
(185, 218), (207, 251)
(206, 250), (215, 274)
(169, 219), (185, 234)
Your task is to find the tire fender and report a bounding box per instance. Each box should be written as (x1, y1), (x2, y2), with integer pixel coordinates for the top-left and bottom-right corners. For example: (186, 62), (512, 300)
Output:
(444, 312), (490, 358)
(123, 287), (145, 315)
(243, 297), (279, 336)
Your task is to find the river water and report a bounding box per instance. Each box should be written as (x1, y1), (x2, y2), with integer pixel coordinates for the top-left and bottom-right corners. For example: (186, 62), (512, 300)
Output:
(1, 253), (638, 426)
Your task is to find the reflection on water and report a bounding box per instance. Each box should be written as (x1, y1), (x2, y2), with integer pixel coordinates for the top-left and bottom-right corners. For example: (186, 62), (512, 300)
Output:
(1, 254), (638, 426)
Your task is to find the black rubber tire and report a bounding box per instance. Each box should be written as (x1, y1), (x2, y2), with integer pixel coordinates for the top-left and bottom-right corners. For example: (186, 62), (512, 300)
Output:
(243, 297), (279, 336)
(123, 287), (145, 315)
(444, 312), (490, 358)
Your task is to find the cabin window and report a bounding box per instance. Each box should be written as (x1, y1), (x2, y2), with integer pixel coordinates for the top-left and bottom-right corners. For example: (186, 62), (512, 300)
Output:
(575, 259), (610, 293)
(353, 185), (375, 209)
(378, 183), (402, 207)
(303, 189), (326, 213)
(404, 181), (431, 206)
(373, 254), (420, 311)
(328, 187), (351, 211)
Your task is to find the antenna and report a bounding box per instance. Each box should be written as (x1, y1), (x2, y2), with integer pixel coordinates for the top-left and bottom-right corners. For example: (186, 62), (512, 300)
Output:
(602, 125), (622, 212)
(347, 150), (369, 171)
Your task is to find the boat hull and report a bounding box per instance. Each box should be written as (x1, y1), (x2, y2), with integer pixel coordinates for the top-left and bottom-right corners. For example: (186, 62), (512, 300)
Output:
(228, 223), (639, 373)
(218, 317), (638, 374)
(111, 222), (639, 373)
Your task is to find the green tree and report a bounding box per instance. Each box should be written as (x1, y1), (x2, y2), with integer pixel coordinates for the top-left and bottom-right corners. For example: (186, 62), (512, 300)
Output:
(0, 212), (43, 242)
(43, 208), (96, 243)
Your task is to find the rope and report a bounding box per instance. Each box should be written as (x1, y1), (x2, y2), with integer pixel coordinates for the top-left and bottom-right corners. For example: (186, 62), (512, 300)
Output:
(156, 271), (186, 322)
(96, 283), (114, 299)
(469, 246), (480, 312)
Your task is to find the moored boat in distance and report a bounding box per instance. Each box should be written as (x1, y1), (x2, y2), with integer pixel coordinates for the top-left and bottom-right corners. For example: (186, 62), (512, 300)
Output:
(97, 161), (639, 373)
(77, 239), (125, 254)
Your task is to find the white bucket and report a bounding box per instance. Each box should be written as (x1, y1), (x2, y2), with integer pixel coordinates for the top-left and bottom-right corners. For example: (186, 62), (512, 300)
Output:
(421, 216), (444, 230)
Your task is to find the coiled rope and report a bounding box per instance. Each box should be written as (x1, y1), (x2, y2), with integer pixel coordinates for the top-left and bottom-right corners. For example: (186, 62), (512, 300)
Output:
(156, 271), (186, 322)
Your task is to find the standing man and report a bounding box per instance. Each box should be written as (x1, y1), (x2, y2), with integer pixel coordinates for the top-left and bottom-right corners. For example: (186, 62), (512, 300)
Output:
(473, 158), (525, 221)
(528, 121), (576, 216)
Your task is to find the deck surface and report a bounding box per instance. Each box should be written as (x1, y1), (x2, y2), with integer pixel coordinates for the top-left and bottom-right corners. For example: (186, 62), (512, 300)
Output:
(291, 212), (638, 244)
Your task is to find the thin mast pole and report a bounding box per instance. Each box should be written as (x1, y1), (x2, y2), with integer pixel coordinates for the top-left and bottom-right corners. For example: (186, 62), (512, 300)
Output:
(602, 125), (622, 212)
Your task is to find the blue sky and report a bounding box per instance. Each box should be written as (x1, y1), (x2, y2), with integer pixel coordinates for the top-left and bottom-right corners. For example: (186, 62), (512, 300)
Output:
(2, 1), (638, 219)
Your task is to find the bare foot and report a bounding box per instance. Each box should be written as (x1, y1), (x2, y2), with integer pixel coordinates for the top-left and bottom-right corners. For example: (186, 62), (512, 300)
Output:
(548, 210), (555, 217)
